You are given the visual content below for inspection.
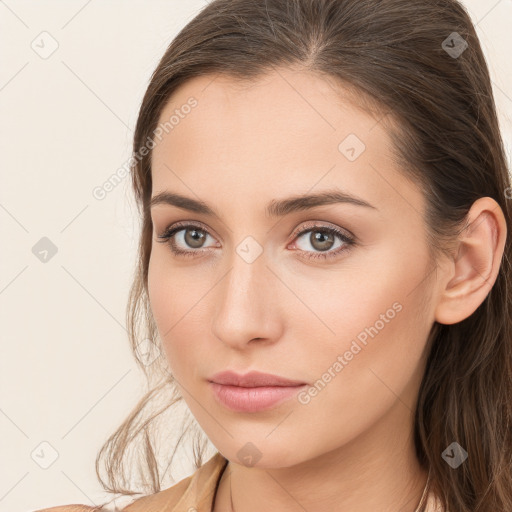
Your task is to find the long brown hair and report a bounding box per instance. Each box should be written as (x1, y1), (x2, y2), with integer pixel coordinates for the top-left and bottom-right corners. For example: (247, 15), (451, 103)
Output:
(94, 1), (512, 511)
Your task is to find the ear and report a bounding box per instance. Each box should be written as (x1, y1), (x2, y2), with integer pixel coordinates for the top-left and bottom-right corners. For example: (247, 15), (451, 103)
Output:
(434, 197), (507, 325)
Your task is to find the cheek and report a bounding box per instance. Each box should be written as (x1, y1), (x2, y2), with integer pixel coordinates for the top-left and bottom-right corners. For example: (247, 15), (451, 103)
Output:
(292, 240), (433, 396)
(147, 249), (198, 327)
(147, 251), (174, 331)
(147, 251), (211, 374)
(272, 248), (433, 457)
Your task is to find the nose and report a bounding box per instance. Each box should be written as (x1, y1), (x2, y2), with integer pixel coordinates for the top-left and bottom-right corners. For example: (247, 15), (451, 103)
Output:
(211, 248), (283, 350)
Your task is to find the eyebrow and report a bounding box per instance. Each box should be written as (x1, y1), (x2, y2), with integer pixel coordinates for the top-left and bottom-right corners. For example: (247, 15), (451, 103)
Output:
(149, 189), (378, 219)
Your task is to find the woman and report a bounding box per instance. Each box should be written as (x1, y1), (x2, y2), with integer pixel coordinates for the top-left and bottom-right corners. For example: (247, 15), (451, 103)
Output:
(35, 0), (511, 511)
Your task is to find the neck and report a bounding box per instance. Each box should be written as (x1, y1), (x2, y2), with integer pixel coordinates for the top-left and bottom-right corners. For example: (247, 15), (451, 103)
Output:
(214, 399), (430, 512)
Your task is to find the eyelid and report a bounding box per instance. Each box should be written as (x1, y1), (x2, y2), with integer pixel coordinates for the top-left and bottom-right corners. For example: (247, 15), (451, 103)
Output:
(157, 219), (354, 242)
(156, 219), (356, 260)
(290, 220), (355, 241)
(158, 220), (221, 242)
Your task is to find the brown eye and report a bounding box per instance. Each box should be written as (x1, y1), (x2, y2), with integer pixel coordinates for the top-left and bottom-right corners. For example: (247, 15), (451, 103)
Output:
(292, 223), (356, 261)
(183, 227), (207, 249)
(308, 231), (336, 252)
(156, 223), (218, 257)
(157, 221), (355, 261)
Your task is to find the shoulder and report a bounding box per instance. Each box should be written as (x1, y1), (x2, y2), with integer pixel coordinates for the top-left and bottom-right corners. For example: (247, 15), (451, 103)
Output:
(122, 451), (228, 512)
(32, 452), (228, 512)
(32, 506), (102, 512)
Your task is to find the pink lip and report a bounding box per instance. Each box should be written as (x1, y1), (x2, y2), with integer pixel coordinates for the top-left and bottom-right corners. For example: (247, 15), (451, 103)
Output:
(207, 371), (308, 412)
(208, 370), (307, 387)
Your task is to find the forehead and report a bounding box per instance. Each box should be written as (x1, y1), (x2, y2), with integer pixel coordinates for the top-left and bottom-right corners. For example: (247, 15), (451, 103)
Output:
(150, 67), (424, 221)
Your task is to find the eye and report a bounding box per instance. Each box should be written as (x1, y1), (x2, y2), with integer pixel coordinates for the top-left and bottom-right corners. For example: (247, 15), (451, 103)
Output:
(156, 221), (219, 258)
(289, 222), (355, 261)
(156, 221), (356, 261)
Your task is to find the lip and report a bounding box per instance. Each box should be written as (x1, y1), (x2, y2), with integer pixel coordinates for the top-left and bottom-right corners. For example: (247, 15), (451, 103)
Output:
(208, 370), (307, 388)
(207, 370), (308, 412)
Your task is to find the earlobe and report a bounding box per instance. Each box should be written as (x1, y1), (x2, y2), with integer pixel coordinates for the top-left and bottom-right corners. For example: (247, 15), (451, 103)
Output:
(434, 197), (507, 326)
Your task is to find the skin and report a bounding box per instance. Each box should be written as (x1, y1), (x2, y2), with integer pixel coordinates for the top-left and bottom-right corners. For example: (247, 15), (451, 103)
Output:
(147, 66), (507, 512)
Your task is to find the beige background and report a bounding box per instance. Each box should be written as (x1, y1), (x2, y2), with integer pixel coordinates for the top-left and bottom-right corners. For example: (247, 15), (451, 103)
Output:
(0, 1), (510, 511)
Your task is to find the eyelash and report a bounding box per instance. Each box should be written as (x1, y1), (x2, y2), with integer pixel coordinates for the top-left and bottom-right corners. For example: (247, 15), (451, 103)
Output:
(156, 221), (356, 261)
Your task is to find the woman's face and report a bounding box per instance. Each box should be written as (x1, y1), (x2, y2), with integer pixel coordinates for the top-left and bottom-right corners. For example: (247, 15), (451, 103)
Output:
(148, 67), (444, 468)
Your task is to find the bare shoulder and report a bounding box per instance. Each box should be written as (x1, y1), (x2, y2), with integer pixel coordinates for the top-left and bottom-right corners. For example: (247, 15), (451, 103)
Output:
(32, 505), (103, 512)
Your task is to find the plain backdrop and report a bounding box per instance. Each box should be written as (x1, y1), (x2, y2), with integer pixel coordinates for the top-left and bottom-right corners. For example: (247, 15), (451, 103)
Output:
(0, 1), (511, 511)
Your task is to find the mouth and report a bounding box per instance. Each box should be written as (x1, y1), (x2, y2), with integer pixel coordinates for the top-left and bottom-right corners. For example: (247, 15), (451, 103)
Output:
(207, 370), (308, 412)
(208, 369), (307, 387)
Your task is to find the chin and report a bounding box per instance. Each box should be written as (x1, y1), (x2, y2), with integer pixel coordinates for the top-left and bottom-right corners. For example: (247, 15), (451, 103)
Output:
(218, 443), (307, 469)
